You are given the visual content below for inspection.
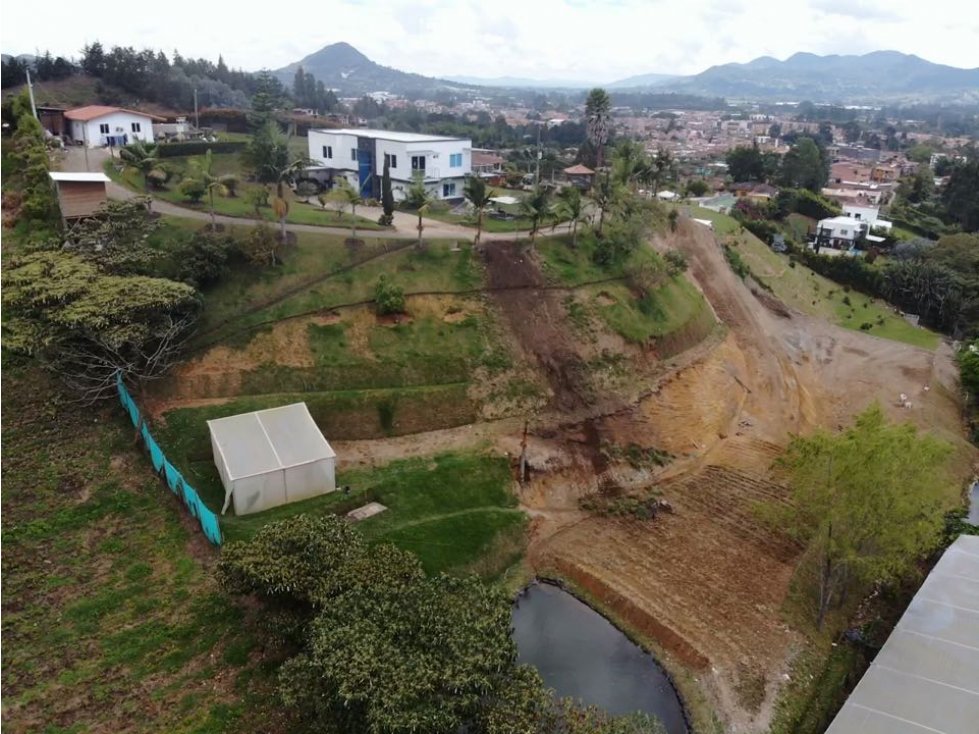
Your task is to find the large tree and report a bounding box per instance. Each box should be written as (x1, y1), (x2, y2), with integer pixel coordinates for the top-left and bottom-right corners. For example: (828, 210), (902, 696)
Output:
(585, 88), (612, 169)
(725, 144), (764, 182)
(2, 251), (200, 400)
(941, 152), (979, 233)
(778, 136), (829, 192)
(768, 405), (952, 629)
(6, 92), (59, 230)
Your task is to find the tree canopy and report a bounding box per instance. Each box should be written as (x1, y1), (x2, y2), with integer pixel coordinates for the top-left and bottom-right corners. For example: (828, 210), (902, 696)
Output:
(768, 405), (952, 628)
(778, 136), (829, 192)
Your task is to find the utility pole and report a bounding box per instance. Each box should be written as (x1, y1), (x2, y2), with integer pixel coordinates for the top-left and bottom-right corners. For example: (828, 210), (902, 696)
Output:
(25, 67), (38, 118)
(193, 88), (200, 130)
(535, 123), (542, 188)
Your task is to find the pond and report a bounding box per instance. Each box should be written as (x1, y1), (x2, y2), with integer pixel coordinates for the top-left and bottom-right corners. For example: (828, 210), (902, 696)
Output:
(512, 582), (687, 734)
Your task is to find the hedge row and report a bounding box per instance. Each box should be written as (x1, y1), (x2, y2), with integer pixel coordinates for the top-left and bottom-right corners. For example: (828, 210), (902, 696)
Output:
(157, 141), (247, 158)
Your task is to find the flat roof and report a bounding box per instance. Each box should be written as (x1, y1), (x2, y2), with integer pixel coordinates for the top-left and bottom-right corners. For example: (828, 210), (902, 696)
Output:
(825, 535), (979, 734)
(49, 172), (111, 183)
(311, 127), (468, 144)
(207, 403), (335, 481)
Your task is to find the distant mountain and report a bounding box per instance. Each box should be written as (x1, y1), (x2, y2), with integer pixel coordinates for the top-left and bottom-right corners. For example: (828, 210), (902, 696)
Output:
(607, 72), (679, 89)
(662, 51), (979, 103)
(446, 75), (598, 89)
(273, 42), (470, 95)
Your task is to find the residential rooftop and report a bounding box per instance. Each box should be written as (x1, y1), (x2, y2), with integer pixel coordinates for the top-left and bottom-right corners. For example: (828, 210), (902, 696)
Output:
(311, 128), (469, 144)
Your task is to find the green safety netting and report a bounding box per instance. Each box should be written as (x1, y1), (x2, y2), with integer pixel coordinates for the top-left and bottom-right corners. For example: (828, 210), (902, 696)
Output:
(116, 373), (222, 546)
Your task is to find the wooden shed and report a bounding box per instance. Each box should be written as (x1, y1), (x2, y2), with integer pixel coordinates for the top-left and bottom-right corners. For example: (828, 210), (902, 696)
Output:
(48, 172), (110, 220)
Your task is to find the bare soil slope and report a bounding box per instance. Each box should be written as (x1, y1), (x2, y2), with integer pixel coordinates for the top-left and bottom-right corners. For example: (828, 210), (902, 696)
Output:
(521, 219), (974, 731)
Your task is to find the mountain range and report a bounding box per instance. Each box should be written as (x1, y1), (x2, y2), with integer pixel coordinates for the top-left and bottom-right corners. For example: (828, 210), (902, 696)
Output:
(664, 51), (979, 103)
(274, 44), (979, 104)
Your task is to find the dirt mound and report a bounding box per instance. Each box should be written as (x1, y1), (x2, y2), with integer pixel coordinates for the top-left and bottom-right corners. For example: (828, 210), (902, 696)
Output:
(482, 242), (594, 411)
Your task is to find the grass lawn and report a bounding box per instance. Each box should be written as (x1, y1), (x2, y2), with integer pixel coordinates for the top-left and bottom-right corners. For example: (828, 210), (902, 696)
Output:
(0, 366), (275, 734)
(535, 232), (712, 345)
(146, 407), (527, 577)
(686, 206), (941, 350)
(205, 238), (483, 339)
(105, 155), (385, 231)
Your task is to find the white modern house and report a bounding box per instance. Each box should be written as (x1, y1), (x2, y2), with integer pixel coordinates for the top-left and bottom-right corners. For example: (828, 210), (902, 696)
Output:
(815, 215), (870, 250)
(65, 105), (162, 148)
(842, 204), (893, 232)
(207, 403), (336, 516)
(305, 128), (471, 201)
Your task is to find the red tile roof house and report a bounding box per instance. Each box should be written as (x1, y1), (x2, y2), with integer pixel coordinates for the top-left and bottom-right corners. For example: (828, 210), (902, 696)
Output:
(65, 106), (164, 148)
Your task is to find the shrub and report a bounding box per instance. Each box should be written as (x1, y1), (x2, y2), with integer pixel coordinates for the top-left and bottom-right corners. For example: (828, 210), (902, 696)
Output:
(723, 245), (750, 279)
(685, 179), (709, 197)
(178, 177), (205, 203)
(664, 249), (688, 276)
(157, 141), (247, 157)
(377, 213), (394, 226)
(860, 322), (873, 330)
(374, 275), (405, 315)
(176, 232), (238, 288)
(219, 174), (239, 197)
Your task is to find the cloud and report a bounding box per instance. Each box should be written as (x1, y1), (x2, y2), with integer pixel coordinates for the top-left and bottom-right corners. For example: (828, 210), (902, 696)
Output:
(1, 0), (975, 81)
(810, 0), (902, 21)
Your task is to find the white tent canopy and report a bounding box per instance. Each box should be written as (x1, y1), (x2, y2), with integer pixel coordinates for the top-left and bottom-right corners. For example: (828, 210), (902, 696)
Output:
(489, 195), (520, 206)
(208, 403), (336, 516)
(656, 190), (678, 201)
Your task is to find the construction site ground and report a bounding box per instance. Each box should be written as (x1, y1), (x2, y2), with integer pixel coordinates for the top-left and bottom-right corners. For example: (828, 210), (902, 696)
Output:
(152, 218), (975, 732)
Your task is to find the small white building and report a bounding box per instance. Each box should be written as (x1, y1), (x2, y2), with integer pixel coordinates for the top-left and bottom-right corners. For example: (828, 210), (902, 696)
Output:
(65, 105), (161, 148)
(306, 128), (471, 201)
(207, 403), (336, 516)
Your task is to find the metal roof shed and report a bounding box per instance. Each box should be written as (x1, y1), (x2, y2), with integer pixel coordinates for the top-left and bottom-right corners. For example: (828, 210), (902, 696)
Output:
(825, 534), (979, 734)
(207, 403), (336, 516)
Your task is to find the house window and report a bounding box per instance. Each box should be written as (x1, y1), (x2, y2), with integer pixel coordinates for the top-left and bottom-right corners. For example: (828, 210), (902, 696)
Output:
(841, 229), (848, 236)
(449, 153), (462, 168)
(411, 155), (426, 171)
(384, 153), (397, 169)
(351, 148), (358, 162)
(443, 182), (456, 197)
(322, 145), (333, 159)
(131, 122), (141, 133)
(99, 123), (110, 134)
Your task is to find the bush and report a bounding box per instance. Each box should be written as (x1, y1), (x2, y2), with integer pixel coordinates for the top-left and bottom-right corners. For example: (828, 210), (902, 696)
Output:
(723, 245), (750, 279)
(157, 141), (247, 157)
(377, 213), (394, 226)
(685, 179), (709, 197)
(664, 249), (688, 276)
(374, 275), (405, 315)
(178, 177), (205, 203)
(176, 232), (238, 288)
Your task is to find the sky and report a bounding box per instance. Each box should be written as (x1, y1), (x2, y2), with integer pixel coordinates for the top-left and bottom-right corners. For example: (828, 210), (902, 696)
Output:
(2, 0), (977, 82)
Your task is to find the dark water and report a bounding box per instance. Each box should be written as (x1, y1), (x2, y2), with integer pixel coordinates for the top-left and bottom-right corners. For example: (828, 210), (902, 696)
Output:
(512, 583), (687, 734)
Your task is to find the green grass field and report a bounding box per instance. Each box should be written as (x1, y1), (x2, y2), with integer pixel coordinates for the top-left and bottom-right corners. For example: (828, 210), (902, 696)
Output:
(105, 154), (385, 230)
(537, 233), (711, 345)
(685, 206), (940, 350)
(0, 367), (275, 734)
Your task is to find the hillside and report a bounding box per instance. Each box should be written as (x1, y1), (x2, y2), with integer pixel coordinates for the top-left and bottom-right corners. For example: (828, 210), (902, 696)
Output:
(607, 72), (679, 89)
(661, 50), (979, 103)
(274, 42), (471, 95)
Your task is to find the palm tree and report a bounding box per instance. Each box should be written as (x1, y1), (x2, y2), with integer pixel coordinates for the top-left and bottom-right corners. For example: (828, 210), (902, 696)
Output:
(463, 175), (494, 247)
(556, 186), (585, 248)
(585, 88), (611, 170)
(611, 139), (647, 191)
(187, 149), (228, 229)
(403, 174), (435, 248)
(520, 186), (551, 245)
(591, 171), (621, 237)
(119, 141), (161, 191)
(269, 158), (308, 242)
(332, 179), (364, 240)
